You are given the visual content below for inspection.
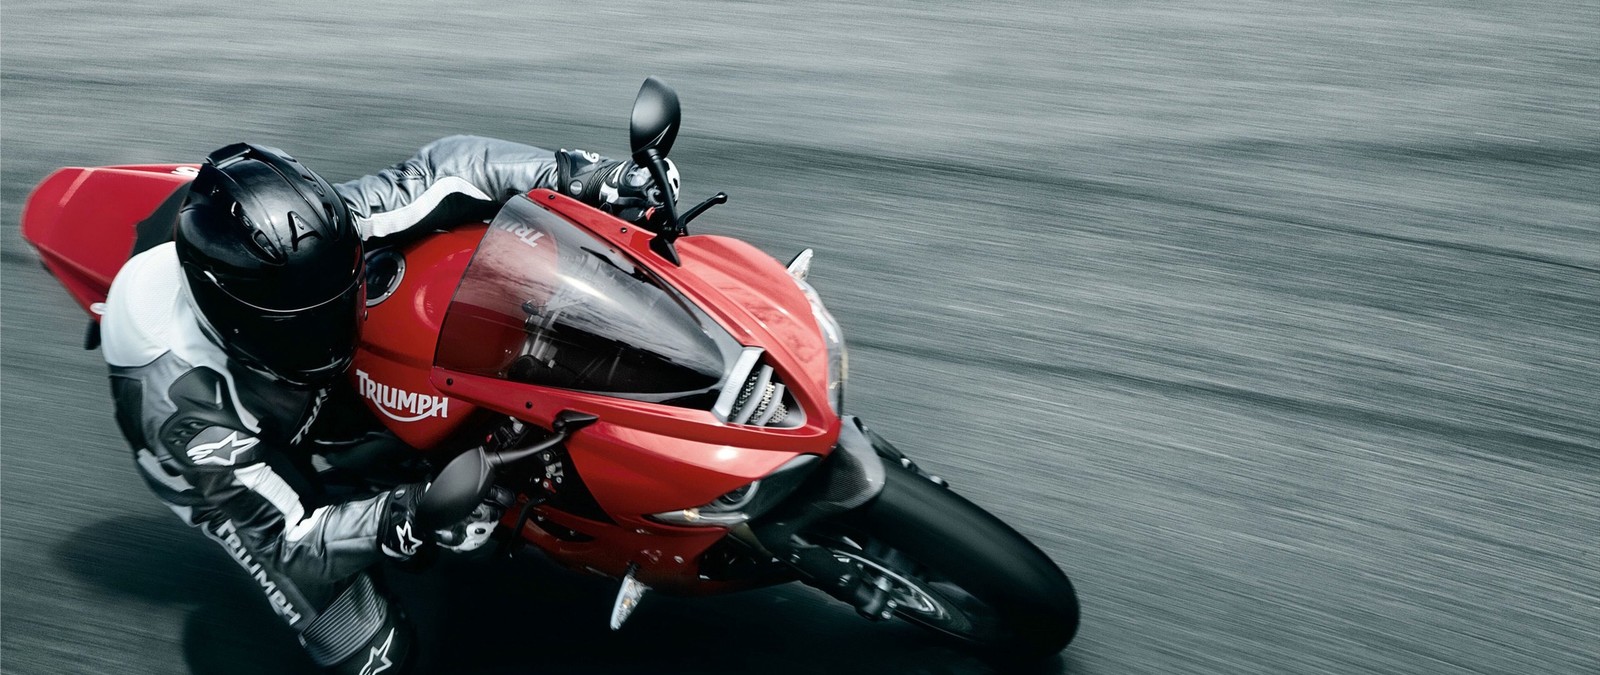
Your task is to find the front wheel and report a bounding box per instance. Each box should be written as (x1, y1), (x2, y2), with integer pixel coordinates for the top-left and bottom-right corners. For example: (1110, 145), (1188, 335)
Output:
(804, 465), (1079, 659)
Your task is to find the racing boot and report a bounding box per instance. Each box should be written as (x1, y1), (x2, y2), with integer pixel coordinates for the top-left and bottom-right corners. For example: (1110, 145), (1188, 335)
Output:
(300, 575), (415, 675)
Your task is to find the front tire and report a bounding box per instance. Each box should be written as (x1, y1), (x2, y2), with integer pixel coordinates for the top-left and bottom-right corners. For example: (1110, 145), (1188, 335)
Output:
(809, 464), (1079, 659)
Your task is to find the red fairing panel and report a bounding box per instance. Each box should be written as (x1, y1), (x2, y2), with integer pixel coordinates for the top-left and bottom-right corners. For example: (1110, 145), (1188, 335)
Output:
(577, 420), (803, 520)
(673, 234), (833, 418)
(351, 224), (488, 449)
(512, 505), (746, 592)
(445, 369), (815, 591)
(21, 165), (197, 318)
(438, 370), (821, 511)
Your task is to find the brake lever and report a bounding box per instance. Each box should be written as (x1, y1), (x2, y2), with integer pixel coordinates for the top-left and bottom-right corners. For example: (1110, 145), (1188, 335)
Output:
(489, 410), (598, 558)
(489, 411), (600, 467)
(491, 433), (566, 467)
(679, 192), (728, 227)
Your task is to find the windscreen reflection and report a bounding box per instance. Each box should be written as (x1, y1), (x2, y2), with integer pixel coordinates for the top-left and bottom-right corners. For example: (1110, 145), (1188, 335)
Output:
(435, 197), (724, 401)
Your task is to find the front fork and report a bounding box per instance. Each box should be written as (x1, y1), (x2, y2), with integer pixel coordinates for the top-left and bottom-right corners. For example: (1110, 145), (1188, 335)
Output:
(740, 415), (947, 619)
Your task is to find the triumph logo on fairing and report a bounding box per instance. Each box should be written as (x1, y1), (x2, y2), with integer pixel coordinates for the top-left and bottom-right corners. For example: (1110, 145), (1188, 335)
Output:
(355, 370), (449, 422)
(210, 520), (304, 625)
(496, 220), (545, 249)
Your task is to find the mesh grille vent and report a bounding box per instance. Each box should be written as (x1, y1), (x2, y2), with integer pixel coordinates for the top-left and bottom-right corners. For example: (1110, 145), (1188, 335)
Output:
(728, 364), (793, 427)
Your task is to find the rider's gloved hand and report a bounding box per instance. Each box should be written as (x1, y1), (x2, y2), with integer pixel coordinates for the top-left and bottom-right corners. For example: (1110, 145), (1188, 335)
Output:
(435, 486), (514, 553)
(554, 149), (680, 222)
(380, 483), (515, 559)
(380, 482), (430, 560)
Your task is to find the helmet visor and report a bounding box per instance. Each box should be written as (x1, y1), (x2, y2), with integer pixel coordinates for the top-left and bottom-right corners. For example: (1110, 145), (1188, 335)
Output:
(190, 276), (363, 387)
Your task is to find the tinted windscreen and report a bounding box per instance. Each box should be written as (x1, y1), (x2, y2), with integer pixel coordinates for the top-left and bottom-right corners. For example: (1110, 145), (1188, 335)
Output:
(434, 196), (724, 398)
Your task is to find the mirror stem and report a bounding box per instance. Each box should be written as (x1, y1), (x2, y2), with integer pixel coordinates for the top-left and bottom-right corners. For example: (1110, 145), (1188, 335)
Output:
(635, 148), (685, 265)
(492, 431), (566, 467)
(635, 148), (683, 232)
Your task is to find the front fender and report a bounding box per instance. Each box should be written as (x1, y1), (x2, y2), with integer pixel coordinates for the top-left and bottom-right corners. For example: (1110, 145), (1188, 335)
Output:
(747, 415), (888, 552)
(809, 416), (889, 510)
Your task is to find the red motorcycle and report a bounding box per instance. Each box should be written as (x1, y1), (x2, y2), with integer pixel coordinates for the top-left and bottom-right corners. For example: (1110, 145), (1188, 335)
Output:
(22, 78), (1079, 660)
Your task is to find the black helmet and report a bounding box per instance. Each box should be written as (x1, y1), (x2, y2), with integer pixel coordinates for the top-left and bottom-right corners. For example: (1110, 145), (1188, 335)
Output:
(176, 143), (362, 388)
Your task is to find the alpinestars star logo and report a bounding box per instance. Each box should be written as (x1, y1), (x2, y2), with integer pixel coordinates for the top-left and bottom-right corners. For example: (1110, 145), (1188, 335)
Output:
(394, 522), (423, 557)
(186, 431), (260, 466)
(359, 628), (397, 675)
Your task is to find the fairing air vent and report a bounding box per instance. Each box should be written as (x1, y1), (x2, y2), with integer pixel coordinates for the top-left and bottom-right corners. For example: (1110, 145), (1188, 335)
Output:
(711, 348), (805, 428)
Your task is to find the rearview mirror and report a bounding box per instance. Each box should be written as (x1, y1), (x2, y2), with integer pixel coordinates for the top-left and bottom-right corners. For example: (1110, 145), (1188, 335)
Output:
(415, 447), (492, 533)
(628, 77), (687, 263)
(630, 76), (681, 162)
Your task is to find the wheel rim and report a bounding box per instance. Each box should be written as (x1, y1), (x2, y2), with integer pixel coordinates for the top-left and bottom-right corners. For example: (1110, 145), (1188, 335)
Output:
(815, 537), (1006, 644)
(827, 548), (950, 619)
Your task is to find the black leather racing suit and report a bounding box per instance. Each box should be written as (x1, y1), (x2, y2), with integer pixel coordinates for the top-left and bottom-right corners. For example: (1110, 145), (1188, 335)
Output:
(101, 136), (566, 673)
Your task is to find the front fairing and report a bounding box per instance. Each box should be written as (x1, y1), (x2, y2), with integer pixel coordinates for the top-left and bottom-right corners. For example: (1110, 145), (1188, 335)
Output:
(433, 191), (836, 433)
(425, 191), (842, 584)
(434, 196), (739, 406)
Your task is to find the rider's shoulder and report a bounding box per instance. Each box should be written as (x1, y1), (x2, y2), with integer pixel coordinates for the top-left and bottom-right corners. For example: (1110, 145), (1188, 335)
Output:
(102, 242), (221, 371)
(108, 241), (181, 299)
(103, 243), (184, 367)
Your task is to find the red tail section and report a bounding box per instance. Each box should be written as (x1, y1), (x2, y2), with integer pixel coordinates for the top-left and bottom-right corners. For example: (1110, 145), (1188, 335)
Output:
(21, 164), (197, 319)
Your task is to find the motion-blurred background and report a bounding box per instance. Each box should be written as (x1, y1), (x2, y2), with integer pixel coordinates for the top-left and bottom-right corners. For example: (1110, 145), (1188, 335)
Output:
(3, 1), (1597, 673)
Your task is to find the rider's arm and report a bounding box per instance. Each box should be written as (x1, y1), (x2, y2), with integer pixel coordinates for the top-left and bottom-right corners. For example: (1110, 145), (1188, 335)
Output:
(334, 135), (562, 241)
(141, 366), (397, 584)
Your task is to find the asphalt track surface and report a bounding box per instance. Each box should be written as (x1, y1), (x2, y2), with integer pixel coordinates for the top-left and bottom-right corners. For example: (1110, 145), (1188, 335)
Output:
(3, 2), (1598, 673)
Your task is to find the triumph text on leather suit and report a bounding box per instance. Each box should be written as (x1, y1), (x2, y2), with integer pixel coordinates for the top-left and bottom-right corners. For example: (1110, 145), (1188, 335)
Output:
(100, 136), (674, 674)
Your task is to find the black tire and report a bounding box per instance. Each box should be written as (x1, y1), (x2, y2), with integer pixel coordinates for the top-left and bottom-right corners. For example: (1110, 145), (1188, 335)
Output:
(814, 464), (1079, 659)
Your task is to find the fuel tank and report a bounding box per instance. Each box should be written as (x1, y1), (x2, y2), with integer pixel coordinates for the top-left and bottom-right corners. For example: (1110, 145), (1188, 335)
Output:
(351, 223), (488, 449)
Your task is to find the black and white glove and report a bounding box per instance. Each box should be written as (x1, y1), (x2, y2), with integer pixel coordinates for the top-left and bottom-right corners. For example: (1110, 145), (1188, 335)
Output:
(554, 149), (680, 222)
(435, 486), (514, 553)
(380, 483), (515, 559)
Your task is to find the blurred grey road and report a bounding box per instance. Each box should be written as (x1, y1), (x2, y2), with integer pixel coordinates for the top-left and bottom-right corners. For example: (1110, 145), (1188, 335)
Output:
(3, 1), (1598, 673)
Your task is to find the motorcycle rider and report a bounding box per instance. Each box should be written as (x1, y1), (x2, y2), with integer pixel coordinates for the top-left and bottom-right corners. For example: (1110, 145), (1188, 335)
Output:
(100, 136), (677, 673)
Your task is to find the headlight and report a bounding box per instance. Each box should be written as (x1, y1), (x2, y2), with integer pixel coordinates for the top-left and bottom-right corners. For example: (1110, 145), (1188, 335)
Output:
(648, 454), (821, 527)
(788, 249), (848, 414)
